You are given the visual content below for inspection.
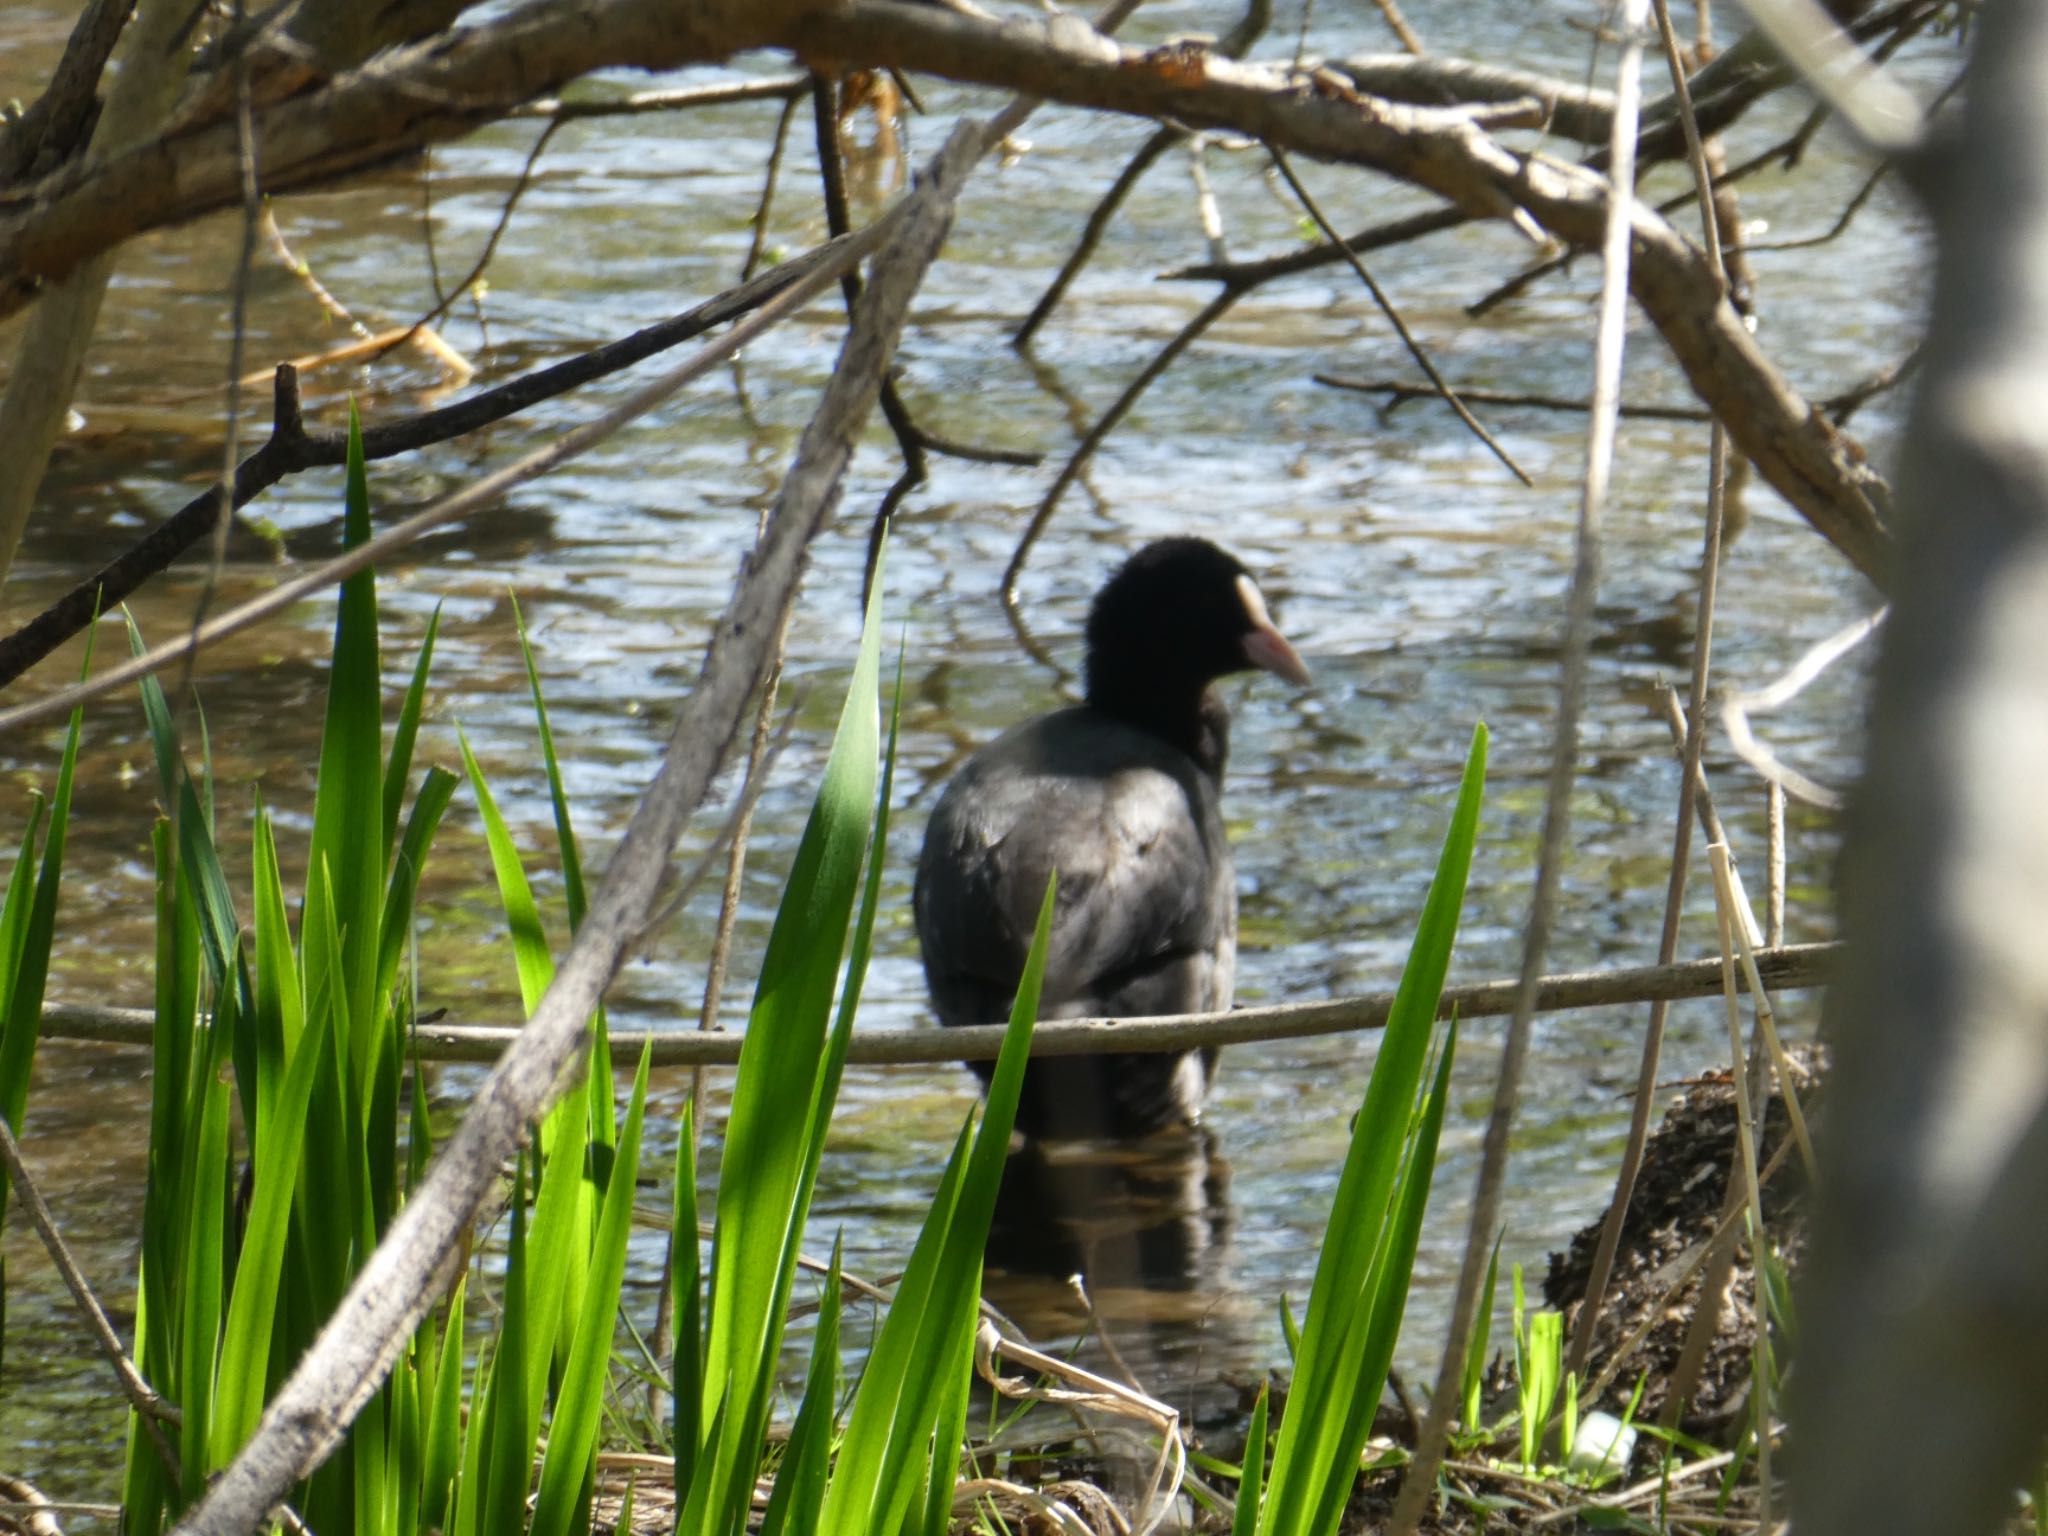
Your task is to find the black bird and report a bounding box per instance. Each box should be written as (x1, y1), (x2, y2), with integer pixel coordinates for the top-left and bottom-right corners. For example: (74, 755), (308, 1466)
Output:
(914, 538), (1310, 1139)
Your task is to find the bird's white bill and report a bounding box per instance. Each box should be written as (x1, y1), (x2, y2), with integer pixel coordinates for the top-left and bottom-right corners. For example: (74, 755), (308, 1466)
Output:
(1236, 574), (1312, 686)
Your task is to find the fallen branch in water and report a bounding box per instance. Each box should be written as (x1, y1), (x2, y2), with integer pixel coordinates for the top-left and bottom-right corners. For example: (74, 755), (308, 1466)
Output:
(39, 941), (1838, 1065)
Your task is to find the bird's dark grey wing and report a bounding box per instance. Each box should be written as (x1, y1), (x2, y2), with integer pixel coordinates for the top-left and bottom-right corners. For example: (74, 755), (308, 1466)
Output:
(914, 711), (1236, 1027)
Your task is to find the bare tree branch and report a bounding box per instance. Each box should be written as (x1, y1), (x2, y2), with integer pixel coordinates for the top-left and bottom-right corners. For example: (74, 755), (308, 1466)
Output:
(0, 0), (134, 183)
(793, 1), (1894, 583)
(0, 233), (862, 690)
(35, 942), (1840, 1063)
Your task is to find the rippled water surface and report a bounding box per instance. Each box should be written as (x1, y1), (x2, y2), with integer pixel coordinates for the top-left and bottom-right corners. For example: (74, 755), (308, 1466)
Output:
(0, 0), (1937, 1504)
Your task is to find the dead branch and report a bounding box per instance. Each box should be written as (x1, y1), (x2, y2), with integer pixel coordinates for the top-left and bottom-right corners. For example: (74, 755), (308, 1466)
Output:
(1331, 53), (1618, 142)
(0, 0), (792, 316)
(0, 0), (132, 183)
(36, 942), (1839, 1063)
(0, 233), (863, 690)
(793, 1), (1894, 584)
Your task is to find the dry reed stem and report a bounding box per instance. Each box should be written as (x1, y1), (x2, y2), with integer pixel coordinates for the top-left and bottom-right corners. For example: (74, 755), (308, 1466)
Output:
(1389, 4), (1652, 1526)
(1568, 0), (1739, 1381)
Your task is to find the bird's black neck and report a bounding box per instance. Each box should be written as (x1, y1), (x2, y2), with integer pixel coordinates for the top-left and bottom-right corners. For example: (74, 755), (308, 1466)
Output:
(1087, 677), (1231, 777)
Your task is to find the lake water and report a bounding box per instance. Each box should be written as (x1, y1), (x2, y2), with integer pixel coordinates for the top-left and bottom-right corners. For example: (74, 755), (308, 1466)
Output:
(0, 0), (1938, 1509)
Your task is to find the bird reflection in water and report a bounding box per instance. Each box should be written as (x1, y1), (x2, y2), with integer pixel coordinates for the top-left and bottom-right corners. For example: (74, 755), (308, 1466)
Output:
(980, 1125), (1258, 1432)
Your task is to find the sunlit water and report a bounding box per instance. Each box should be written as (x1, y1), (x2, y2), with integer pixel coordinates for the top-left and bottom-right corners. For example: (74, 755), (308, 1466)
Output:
(0, 0), (1938, 1505)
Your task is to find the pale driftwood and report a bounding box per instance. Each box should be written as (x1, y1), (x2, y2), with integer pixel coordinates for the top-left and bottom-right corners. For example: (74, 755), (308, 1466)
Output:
(1792, 2), (2048, 1534)
(166, 122), (982, 1536)
(38, 943), (1837, 1064)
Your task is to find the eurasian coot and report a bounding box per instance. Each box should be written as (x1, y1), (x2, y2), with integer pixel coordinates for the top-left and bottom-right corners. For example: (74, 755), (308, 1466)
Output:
(914, 538), (1310, 1139)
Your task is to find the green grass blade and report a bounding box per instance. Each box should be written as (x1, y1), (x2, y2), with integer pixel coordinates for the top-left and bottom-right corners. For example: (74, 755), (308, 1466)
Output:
(391, 1328), (423, 1536)
(458, 726), (595, 1353)
(1260, 722), (1485, 1536)
(295, 857), (360, 1308)
(0, 648), (89, 1142)
(1462, 1232), (1504, 1434)
(533, 1044), (653, 1536)
(479, 1157), (538, 1536)
(692, 554), (887, 1533)
(913, 1276), (979, 1536)
(459, 728), (558, 1014)
(376, 765), (457, 1011)
(1304, 1019), (1460, 1536)
(0, 642), (87, 1360)
(448, 1334), (494, 1536)
(251, 803), (305, 1078)
(210, 976), (336, 1464)
(178, 977), (237, 1491)
(420, 1277), (468, 1532)
(1232, 1384), (1271, 1536)
(760, 1241), (843, 1536)
(125, 616), (243, 1028)
(305, 400), (388, 1093)
(509, 602), (614, 1150)
(381, 605), (444, 862)
(510, 594), (588, 931)
(519, 1046), (590, 1421)
(819, 872), (1056, 1535)
(0, 799), (45, 1027)
(670, 1101), (703, 1504)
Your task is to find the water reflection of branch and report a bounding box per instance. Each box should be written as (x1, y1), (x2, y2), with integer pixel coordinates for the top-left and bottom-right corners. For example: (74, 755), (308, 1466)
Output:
(1002, 589), (1074, 691)
(1318, 375), (1711, 423)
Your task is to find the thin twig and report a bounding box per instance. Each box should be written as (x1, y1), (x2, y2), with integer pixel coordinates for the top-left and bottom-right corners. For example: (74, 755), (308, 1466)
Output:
(1373, 0), (1426, 56)
(1003, 285), (1240, 604)
(0, 1114), (182, 1480)
(692, 576), (794, 1092)
(741, 92), (803, 282)
(1267, 145), (1532, 487)
(1709, 847), (1818, 1183)
(1767, 781), (1785, 947)
(409, 116), (563, 337)
(177, 7), (264, 715)
(0, 223), (891, 734)
(1566, 0), (1732, 1384)
(1014, 125), (1183, 348)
